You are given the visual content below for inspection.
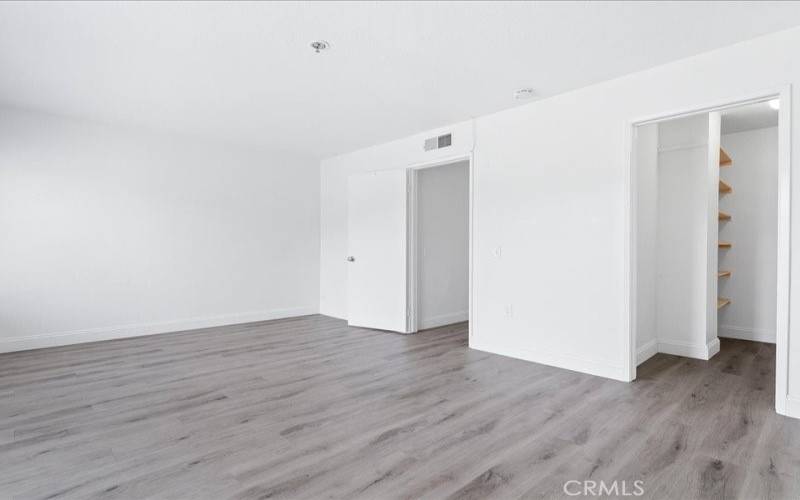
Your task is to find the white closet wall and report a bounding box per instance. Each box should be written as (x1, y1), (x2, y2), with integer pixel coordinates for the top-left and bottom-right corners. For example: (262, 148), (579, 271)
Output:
(706, 112), (722, 349)
(637, 113), (721, 363)
(719, 127), (779, 343)
(656, 115), (715, 357)
(635, 124), (659, 361)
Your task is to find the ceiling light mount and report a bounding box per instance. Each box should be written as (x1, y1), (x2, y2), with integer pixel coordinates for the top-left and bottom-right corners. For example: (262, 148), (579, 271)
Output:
(514, 87), (536, 100)
(310, 40), (330, 54)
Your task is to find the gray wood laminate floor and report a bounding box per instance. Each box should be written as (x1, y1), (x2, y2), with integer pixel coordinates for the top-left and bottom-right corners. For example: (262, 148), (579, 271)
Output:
(1, 315), (798, 500)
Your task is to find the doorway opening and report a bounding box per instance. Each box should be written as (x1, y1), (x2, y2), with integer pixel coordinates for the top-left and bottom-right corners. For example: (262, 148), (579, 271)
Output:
(628, 90), (790, 416)
(408, 159), (471, 333)
(345, 155), (473, 337)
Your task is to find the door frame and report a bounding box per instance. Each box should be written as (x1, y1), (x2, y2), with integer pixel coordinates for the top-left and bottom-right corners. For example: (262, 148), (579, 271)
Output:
(406, 153), (474, 338)
(624, 85), (792, 417)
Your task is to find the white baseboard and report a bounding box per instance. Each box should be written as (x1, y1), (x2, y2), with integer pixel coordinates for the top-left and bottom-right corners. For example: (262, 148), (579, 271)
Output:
(636, 339), (658, 365)
(719, 325), (776, 344)
(782, 395), (800, 419)
(419, 310), (469, 330)
(657, 337), (720, 360)
(0, 306), (318, 354)
(469, 340), (627, 382)
(318, 306), (346, 321)
(707, 337), (721, 358)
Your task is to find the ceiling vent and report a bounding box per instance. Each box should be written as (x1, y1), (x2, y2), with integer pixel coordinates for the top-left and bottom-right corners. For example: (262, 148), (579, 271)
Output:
(424, 133), (452, 152)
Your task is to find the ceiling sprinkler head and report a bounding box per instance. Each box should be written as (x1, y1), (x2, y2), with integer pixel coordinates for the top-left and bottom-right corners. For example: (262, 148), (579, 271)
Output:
(310, 40), (330, 54)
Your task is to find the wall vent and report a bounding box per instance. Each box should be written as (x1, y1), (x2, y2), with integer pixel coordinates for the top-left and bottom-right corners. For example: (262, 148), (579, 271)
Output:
(424, 133), (452, 151)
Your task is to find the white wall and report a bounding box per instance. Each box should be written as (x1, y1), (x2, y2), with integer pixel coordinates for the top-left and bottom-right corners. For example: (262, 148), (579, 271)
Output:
(417, 161), (469, 329)
(706, 112), (722, 349)
(654, 114), (717, 359)
(0, 107), (320, 352)
(635, 124), (658, 363)
(719, 126), (779, 343)
(319, 27), (800, 417)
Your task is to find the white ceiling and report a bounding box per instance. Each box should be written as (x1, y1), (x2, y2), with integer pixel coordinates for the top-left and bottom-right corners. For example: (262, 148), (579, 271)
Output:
(721, 101), (780, 134)
(2, 1), (800, 159)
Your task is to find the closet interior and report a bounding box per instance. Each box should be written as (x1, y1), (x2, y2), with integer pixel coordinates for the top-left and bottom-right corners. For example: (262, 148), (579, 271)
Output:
(634, 100), (779, 364)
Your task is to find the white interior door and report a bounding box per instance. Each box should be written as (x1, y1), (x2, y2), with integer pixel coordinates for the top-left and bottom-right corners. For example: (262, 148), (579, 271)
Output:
(347, 169), (409, 332)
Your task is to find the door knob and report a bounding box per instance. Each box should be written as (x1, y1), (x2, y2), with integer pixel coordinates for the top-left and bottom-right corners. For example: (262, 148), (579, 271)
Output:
(347, 256), (355, 262)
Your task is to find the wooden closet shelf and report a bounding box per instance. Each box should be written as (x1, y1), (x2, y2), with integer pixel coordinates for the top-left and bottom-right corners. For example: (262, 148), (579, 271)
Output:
(719, 211), (732, 221)
(718, 298), (731, 309)
(718, 270), (731, 278)
(719, 180), (733, 193)
(719, 242), (732, 249)
(720, 148), (732, 167)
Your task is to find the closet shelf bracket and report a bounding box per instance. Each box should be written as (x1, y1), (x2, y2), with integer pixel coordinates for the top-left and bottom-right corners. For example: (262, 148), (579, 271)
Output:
(720, 148), (733, 167)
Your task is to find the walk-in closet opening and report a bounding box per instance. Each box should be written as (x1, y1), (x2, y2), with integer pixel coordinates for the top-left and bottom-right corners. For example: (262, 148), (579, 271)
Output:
(630, 95), (788, 414)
